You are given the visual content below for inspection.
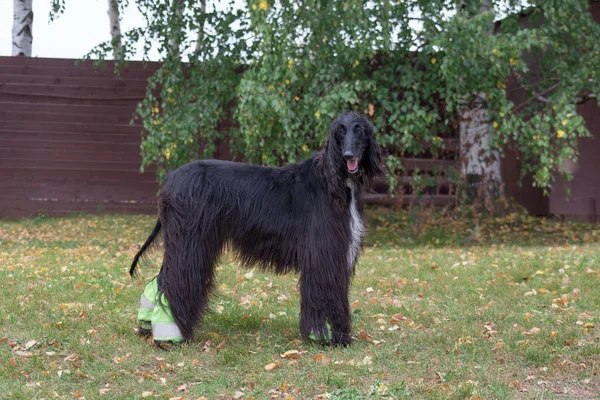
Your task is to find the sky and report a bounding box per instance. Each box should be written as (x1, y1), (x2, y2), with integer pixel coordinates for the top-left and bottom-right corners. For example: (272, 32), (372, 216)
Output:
(0, 0), (159, 60)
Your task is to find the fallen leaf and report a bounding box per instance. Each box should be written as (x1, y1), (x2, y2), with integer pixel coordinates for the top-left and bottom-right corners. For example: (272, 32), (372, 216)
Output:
(177, 384), (188, 392)
(313, 353), (330, 365)
(64, 354), (78, 362)
(281, 350), (300, 359)
(24, 340), (38, 350)
(523, 327), (541, 337)
(141, 372), (158, 380)
(358, 331), (373, 341)
(233, 391), (245, 399)
(512, 381), (527, 392)
(264, 362), (279, 371)
(389, 313), (404, 324)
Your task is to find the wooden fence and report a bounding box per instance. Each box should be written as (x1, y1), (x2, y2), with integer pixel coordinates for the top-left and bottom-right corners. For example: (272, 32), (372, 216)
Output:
(0, 57), (162, 217)
(1, 52), (597, 220)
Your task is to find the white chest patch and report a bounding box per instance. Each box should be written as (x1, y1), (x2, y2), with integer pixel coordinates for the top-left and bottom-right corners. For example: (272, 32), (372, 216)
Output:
(347, 180), (365, 272)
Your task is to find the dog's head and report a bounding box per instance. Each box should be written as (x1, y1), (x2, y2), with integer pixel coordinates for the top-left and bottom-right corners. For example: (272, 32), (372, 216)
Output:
(328, 112), (384, 180)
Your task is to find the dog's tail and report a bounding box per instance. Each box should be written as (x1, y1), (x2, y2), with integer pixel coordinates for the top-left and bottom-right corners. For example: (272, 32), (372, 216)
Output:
(129, 219), (161, 278)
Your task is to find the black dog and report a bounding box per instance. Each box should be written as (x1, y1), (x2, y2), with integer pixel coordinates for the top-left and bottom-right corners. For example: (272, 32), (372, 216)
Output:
(130, 112), (384, 345)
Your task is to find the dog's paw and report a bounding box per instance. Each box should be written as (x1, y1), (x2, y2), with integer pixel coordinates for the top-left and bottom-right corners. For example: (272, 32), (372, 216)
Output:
(331, 334), (353, 347)
(136, 321), (152, 337)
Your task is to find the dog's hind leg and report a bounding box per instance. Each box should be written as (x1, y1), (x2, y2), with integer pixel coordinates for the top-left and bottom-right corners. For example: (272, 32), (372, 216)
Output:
(156, 210), (222, 342)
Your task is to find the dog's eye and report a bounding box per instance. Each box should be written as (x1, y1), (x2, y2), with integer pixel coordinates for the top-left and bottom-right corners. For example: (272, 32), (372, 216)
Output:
(336, 127), (345, 136)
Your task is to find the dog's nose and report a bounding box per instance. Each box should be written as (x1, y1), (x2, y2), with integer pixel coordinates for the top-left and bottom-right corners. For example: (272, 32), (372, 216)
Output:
(343, 150), (354, 160)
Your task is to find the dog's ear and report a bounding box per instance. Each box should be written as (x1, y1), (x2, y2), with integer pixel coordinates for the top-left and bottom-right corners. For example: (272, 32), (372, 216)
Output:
(324, 135), (345, 194)
(362, 122), (385, 182)
(322, 117), (347, 209)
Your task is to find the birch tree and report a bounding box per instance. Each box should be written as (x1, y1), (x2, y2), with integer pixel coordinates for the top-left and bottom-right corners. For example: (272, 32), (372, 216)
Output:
(457, 0), (503, 199)
(12, 0), (34, 56)
(76, 0), (598, 196)
(107, 0), (123, 60)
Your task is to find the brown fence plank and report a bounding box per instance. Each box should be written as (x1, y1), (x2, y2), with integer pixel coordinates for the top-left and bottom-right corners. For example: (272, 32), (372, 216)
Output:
(0, 83), (147, 99)
(0, 130), (142, 144)
(0, 110), (137, 125)
(0, 65), (158, 80)
(0, 100), (138, 115)
(0, 138), (140, 152)
(1, 120), (141, 134)
(0, 73), (150, 89)
(0, 167), (157, 182)
(0, 147), (144, 163)
(0, 93), (142, 106)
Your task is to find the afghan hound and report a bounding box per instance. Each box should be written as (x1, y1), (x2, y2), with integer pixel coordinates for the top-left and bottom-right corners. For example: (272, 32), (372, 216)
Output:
(130, 112), (384, 346)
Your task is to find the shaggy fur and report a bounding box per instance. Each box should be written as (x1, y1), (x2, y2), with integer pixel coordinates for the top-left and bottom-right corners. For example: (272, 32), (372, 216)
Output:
(130, 112), (384, 345)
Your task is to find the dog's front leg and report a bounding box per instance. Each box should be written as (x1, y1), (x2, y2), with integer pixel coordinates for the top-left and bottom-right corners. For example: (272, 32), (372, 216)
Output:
(299, 268), (352, 346)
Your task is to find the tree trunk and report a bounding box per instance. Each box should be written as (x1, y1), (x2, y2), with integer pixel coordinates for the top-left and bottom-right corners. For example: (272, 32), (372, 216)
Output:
(194, 0), (207, 55)
(458, 0), (502, 199)
(107, 0), (123, 60)
(168, 0), (186, 56)
(12, 0), (34, 57)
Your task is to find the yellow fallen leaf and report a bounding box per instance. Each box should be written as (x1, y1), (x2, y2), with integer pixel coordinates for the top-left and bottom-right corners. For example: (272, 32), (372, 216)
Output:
(264, 362), (279, 371)
(281, 350), (300, 359)
(389, 313), (404, 323)
(313, 353), (330, 365)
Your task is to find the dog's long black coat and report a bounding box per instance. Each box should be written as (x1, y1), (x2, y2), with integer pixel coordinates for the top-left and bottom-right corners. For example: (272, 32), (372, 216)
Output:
(130, 112), (384, 345)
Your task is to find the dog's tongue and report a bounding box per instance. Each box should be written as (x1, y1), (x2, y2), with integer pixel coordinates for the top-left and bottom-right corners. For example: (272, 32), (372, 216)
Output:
(347, 159), (358, 172)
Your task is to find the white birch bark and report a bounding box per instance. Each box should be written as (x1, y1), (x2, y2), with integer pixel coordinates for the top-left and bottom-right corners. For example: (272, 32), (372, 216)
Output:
(194, 0), (207, 55)
(107, 0), (123, 60)
(458, 0), (503, 197)
(12, 0), (34, 56)
(168, 0), (185, 56)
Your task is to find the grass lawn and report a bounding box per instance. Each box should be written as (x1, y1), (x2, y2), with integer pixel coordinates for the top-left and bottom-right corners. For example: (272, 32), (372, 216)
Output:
(1, 208), (599, 399)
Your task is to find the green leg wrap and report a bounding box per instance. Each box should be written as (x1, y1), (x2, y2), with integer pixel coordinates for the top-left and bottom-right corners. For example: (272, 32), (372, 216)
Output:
(137, 278), (158, 331)
(136, 278), (183, 343)
(151, 293), (184, 343)
(307, 321), (333, 342)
